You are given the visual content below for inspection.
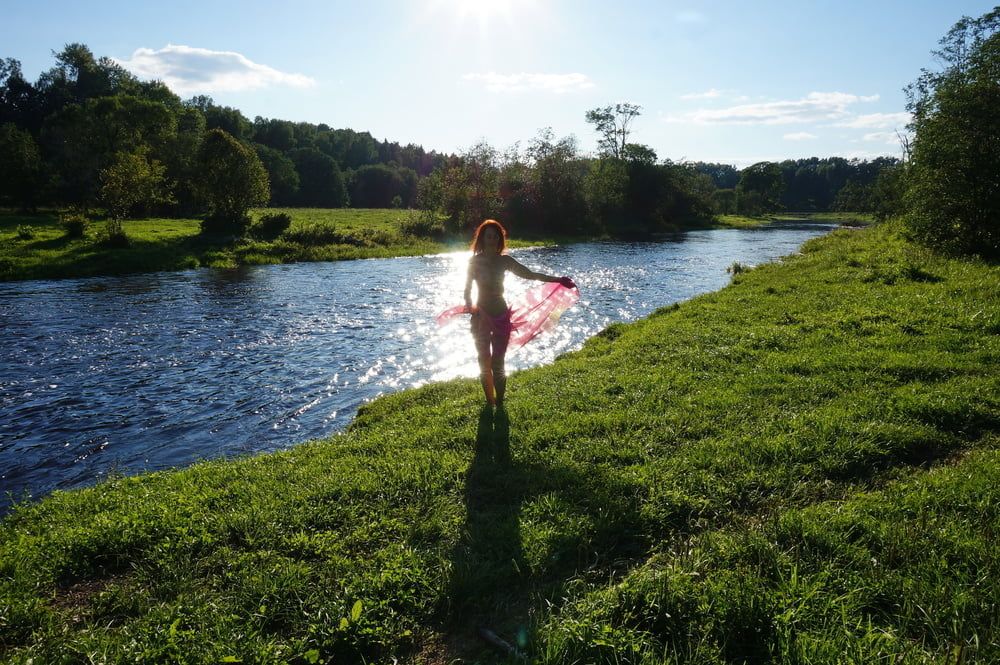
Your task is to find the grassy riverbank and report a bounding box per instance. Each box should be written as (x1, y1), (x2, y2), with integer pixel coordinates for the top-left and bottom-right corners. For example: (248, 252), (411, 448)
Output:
(716, 212), (876, 229)
(0, 208), (571, 283)
(2, 220), (998, 663)
(0, 209), (456, 282)
(773, 211), (875, 224)
(714, 214), (775, 228)
(0, 208), (860, 282)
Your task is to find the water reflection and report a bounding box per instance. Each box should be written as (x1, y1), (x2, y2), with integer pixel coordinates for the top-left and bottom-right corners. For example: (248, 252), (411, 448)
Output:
(0, 223), (835, 511)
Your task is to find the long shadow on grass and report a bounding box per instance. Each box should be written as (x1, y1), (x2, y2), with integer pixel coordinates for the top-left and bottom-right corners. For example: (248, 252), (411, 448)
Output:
(447, 405), (647, 656)
(448, 406), (526, 629)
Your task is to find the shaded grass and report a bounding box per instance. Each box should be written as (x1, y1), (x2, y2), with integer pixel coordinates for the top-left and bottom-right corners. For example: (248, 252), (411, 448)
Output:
(1, 220), (998, 662)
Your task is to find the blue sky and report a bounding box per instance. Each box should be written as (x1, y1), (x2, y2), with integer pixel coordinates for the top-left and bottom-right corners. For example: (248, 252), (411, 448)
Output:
(4, 1), (997, 166)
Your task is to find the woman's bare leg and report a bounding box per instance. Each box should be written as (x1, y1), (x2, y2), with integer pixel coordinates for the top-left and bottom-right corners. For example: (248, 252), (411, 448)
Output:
(491, 330), (510, 407)
(473, 317), (495, 405)
(479, 358), (495, 405)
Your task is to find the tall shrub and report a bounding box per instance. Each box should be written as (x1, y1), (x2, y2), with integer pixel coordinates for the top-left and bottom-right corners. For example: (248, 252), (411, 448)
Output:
(197, 128), (269, 234)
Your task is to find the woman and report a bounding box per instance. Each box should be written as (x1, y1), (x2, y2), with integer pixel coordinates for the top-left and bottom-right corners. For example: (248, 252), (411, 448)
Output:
(464, 219), (575, 408)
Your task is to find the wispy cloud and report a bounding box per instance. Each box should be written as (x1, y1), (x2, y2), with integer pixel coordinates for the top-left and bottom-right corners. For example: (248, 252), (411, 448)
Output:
(860, 131), (905, 145)
(462, 72), (595, 93)
(664, 92), (880, 125)
(835, 112), (911, 129)
(783, 132), (817, 141)
(680, 88), (723, 100)
(115, 44), (316, 95)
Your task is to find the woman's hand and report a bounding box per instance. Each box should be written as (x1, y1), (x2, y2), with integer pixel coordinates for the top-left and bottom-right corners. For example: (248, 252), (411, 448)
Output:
(558, 276), (576, 289)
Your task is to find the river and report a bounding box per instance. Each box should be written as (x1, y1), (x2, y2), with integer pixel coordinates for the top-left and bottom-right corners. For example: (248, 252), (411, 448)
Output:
(0, 222), (837, 512)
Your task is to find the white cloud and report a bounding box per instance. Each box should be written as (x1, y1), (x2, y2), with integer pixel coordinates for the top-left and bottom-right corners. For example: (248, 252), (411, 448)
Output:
(680, 88), (723, 100)
(680, 89), (753, 102)
(462, 72), (595, 93)
(783, 132), (817, 141)
(835, 112), (911, 129)
(862, 131), (904, 145)
(115, 44), (316, 95)
(663, 91), (880, 125)
(838, 148), (903, 160)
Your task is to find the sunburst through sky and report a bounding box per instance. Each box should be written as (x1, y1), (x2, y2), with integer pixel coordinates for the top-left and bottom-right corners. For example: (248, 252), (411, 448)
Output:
(423, 0), (539, 33)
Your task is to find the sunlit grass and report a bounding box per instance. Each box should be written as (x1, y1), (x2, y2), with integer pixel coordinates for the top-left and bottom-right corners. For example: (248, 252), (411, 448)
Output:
(714, 214), (773, 228)
(715, 212), (874, 229)
(773, 211), (875, 224)
(1, 220), (998, 662)
(0, 208), (567, 282)
(0, 209), (458, 281)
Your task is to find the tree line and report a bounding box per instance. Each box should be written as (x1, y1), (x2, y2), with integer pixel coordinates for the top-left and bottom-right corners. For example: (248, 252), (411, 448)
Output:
(2, 43), (916, 241)
(688, 156), (904, 217)
(415, 111), (720, 239)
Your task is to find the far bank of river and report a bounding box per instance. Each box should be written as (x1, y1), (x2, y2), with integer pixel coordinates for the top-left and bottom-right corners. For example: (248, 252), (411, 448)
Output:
(0, 221), (837, 511)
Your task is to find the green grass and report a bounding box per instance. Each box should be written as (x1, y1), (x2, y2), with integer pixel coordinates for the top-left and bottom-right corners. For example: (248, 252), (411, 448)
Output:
(0, 209), (474, 282)
(714, 214), (775, 228)
(773, 211), (876, 225)
(715, 212), (874, 229)
(1, 220), (998, 663)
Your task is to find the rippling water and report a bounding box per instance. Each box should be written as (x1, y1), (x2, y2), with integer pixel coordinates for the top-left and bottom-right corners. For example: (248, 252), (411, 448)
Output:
(0, 222), (835, 511)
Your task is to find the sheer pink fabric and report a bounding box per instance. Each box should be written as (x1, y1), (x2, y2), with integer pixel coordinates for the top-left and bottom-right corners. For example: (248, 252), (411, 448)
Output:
(436, 282), (580, 350)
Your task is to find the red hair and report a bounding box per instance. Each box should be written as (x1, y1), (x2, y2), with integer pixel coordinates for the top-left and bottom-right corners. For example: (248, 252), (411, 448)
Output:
(470, 219), (508, 255)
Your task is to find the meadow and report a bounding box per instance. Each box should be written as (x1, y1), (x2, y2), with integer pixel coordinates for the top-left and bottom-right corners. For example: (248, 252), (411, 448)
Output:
(0, 220), (997, 663)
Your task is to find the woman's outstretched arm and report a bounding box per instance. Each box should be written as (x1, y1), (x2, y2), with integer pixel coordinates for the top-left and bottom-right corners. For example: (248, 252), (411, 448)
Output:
(504, 256), (575, 287)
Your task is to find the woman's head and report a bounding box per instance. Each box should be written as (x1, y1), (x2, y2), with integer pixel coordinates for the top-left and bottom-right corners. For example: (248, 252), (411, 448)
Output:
(471, 219), (507, 255)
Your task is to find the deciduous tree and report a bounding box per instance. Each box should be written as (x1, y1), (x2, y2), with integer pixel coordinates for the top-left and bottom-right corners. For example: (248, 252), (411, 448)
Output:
(904, 8), (1000, 256)
(100, 148), (172, 221)
(41, 95), (176, 209)
(0, 122), (43, 209)
(585, 103), (642, 159)
(197, 128), (269, 233)
(289, 147), (348, 207)
(736, 162), (784, 215)
(254, 143), (300, 206)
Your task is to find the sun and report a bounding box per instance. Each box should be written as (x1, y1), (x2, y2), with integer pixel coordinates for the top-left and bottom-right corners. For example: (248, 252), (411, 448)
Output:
(426, 0), (534, 28)
(454, 0), (515, 21)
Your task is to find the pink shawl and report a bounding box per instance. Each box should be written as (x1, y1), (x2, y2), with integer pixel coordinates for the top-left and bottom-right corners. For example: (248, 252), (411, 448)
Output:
(436, 282), (580, 351)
